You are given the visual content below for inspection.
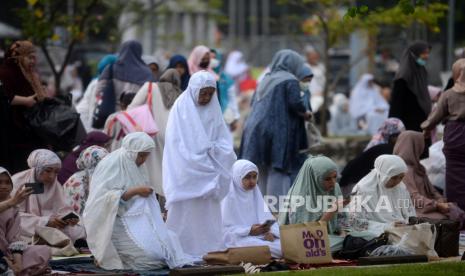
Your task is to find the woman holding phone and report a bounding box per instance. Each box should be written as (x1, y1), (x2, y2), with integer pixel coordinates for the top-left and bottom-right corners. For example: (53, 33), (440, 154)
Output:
(0, 167), (51, 275)
(221, 160), (282, 258)
(11, 149), (86, 248)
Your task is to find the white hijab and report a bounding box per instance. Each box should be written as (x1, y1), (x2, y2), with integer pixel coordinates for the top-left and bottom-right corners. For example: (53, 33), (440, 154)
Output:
(351, 154), (416, 224)
(349, 74), (389, 119)
(222, 160), (276, 227)
(83, 132), (155, 270)
(163, 71), (237, 209)
(224, 51), (248, 79)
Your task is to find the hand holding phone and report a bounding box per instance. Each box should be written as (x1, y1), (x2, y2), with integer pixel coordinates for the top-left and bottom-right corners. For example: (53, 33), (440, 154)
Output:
(24, 182), (44, 194)
(10, 185), (33, 206)
(61, 212), (79, 222)
(260, 219), (276, 228)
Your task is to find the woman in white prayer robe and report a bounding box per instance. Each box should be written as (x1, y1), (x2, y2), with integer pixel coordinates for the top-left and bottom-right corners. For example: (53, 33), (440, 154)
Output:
(349, 155), (416, 236)
(83, 132), (194, 270)
(163, 71), (237, 257)
(221, 160), (282, 258)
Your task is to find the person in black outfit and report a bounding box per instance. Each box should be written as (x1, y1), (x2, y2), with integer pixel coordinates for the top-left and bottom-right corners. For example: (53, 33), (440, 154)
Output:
(389, 41), (432, 157)
(339, 136), (400, 196)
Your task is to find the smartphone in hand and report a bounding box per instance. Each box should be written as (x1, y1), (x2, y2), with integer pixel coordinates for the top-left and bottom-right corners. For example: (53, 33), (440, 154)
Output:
(24, 182), (44, 194)
(261, 219), (276, 228)
(61, 212), (79, 222)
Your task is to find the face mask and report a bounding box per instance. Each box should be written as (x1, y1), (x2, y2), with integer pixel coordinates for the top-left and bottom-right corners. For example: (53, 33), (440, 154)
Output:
(416, 58), (427, 66)
(199, 60), (210, 69)
(209, 58), (220, 69)
(300, 82), (310, 91)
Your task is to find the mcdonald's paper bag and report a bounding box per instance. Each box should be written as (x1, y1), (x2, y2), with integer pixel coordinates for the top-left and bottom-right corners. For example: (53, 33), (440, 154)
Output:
(280, 221), (332, 264)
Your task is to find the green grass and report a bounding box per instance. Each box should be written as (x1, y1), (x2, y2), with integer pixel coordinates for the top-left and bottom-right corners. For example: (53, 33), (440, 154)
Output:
(256, 262), (465, 275)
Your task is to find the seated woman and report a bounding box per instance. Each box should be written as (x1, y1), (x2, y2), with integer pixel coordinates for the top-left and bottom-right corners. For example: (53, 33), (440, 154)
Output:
(365, 118), (405, 151)
(393, 131), (465, 227)
(339, 118), (405, 195)
(63, 146), (109, 215)
(278, 155), (346, 252)
(221, 160), (282, 258)
(83, 132), (194, 270)
(0, 167), (51, 275)
(350, 155), (416, 236)
(11, 149), (86, 244)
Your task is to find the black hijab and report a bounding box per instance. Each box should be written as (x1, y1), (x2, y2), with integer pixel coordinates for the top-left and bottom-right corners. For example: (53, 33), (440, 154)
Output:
(395, 41), (432, 115)
(104, 40), (154, 86)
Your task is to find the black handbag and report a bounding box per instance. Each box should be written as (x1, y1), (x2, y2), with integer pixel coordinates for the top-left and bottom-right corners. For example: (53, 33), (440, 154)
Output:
(92, 64), (115, 129)
(408, 216), (460, 257)
(25, 97), (82, 151)
(335, 233), (388, 260)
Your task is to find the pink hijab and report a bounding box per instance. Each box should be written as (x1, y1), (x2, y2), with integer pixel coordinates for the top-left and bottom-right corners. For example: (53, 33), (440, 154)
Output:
(11, 149), (72, 236)
(187, 45), (214, 75)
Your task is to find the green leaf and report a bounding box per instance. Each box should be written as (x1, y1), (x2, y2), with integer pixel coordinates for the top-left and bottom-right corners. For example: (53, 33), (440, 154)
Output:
(359, 5), (369, 14)
(347, 7), (357, 17)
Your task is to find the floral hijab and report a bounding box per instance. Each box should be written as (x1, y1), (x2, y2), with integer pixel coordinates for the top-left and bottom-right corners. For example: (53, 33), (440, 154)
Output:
(63, 146), (109, 214)
(365, 118), (405, 151)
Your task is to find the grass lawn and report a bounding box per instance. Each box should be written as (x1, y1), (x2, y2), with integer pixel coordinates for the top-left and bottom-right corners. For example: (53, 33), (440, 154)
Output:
(257, 262), (465, 275)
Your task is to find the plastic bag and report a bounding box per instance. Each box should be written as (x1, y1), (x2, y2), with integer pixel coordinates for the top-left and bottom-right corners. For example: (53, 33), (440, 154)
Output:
(370, 233), (414, 257)
(25, 97), (84, 151)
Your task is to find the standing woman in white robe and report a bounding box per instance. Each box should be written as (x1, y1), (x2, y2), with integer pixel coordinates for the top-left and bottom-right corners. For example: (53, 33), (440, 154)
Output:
(221, 160), (282, 258)
(350, 154), (416, 236)
(128, 69), (183, 197)
(83, 132), (194, 270)
(163, 71), (237, 257)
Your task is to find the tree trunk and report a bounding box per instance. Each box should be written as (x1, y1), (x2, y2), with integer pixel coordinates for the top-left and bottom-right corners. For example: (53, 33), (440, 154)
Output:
(54, 72), (61, 96)
(320, 32), (330, 136)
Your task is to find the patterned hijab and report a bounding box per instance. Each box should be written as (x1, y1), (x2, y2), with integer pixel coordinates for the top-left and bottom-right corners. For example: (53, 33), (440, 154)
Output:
(365, 118), (405, 151)
(76, 146), (109, 174)
(63, 146), (109, 214)
(6, 40), (47, 100)
(27, 149), (62, 176)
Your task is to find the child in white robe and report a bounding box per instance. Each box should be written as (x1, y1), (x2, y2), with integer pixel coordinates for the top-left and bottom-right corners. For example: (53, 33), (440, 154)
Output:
(221, 160), (282, 258)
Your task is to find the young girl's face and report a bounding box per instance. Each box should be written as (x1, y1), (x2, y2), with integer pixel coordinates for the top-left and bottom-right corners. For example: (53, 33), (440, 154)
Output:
(322, 171), (337, 192)
(385, 173), (405, 189)
(241, 171), (258, 191)
(136, 152), (150, 167)
(0, 173), (13, 201)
